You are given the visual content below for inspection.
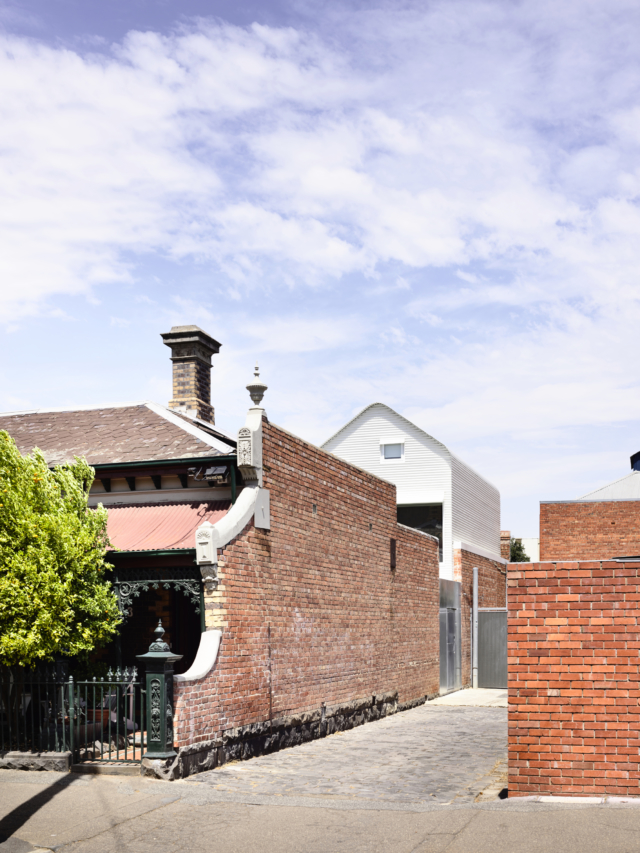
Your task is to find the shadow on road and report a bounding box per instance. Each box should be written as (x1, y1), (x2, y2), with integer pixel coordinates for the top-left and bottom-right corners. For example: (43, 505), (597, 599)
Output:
(0, 773), (77, 843)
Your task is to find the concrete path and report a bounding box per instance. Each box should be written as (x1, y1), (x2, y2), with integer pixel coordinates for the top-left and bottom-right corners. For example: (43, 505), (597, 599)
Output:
(3, 702), (640, 852)
(430, 688), (508, 708)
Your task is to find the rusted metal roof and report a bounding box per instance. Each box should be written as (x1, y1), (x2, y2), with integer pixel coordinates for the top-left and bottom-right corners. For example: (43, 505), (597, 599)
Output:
(106, 500), (231, 552)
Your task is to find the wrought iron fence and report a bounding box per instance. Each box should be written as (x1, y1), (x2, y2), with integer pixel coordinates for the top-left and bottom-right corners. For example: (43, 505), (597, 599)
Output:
(0, 666), (146, 765)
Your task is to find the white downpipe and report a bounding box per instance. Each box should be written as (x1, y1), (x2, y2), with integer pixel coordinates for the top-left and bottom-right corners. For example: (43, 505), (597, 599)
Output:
(472, 566), (479, 689)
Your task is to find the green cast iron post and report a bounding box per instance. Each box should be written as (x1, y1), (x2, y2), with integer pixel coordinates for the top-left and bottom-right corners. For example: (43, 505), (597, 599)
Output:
(136, 620), (183, 760)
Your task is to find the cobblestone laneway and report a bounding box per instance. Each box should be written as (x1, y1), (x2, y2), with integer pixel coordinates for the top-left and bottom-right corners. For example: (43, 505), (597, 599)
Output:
(189, 703), (507, 805)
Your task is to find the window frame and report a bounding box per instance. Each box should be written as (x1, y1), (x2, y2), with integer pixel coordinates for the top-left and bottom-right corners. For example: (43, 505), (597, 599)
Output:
(380, 440), (405, 463)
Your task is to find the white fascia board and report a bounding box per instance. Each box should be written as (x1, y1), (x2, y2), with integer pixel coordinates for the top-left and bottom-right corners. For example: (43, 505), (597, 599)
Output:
(174, 629), (222, 683)
(453, 540), (507, 565)
(88, 487), (231, 508)
(191, 418), (238, 443)
(144, 402), (235, 454)
(397, 490), (444, 505)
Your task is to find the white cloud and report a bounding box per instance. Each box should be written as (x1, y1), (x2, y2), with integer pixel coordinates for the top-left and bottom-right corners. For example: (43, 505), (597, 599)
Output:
(3, 1), (640, 533)
(0, 2), (639, 320)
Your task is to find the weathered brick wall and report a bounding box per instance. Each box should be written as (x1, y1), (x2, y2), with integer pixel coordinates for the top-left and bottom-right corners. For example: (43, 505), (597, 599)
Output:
(174, 419), (440, 752)
(540, 501), (640, 561)
(508, 560), (640, 797)
(454, 548), (506, 688)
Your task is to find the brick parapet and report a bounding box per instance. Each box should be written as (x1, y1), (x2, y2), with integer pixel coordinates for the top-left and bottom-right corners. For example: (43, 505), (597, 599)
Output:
(540, 501), (640, 561)
(508, 559), (640, 797)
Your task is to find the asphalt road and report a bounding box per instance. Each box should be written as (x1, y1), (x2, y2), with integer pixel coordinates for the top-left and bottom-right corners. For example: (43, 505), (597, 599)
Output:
(1, 701), (640, 853)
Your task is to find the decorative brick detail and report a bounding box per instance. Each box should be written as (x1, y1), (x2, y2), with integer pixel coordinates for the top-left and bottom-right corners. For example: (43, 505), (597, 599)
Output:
(508, 560), (640, 797)
(173, 421), (441, 762)
(540, 501), (640, 561)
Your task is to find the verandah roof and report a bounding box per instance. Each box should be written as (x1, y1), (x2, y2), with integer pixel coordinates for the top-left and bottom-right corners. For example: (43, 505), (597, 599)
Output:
(106, 500), (230, 552)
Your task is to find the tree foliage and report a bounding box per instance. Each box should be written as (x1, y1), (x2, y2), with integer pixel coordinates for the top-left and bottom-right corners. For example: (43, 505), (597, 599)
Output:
(0, 431), (121, 667)
(510, 538), (530, 562)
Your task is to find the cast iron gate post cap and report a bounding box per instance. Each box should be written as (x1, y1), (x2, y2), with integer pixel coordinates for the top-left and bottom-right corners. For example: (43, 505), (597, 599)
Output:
(136, 620), (183, 664)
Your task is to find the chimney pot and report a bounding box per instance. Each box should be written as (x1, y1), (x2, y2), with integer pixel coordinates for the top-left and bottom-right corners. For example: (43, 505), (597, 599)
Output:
(161, 325), (221, 424)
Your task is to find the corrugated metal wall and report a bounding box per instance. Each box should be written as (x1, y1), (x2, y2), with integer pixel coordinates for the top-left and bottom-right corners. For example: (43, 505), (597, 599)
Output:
(323, 404), (454, 577)
(323, 403), (502, 577)
(450, 453), (501, 558)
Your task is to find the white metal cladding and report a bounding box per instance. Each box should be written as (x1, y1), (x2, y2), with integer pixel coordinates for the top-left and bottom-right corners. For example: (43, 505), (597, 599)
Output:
(450, 453), (501, 558)
(322, 404), (454, 578)
(322, 402), (502, 577)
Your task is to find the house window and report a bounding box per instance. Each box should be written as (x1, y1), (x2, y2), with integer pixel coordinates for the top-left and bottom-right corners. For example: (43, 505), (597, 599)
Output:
(382, 443), (403, 460)
(397, 504), (443, 561)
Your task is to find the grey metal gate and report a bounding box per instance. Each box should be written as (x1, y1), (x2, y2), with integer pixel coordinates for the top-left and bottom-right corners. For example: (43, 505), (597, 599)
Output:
(439, 580), (461, 694)
(477, 609), (507, 688)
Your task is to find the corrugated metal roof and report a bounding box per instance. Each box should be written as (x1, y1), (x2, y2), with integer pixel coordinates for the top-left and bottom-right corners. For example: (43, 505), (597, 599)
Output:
(579, 471), (640, 501)
(106, 500), (230, 551)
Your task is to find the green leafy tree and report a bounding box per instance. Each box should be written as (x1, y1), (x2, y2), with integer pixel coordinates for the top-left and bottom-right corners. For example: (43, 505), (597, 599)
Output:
(510, 538), (530, 563)
(0, 431), (121, 667)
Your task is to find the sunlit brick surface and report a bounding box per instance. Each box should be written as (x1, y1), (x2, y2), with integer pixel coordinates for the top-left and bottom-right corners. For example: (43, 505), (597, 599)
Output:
(173, 419), (441, 749)
(508, 560), (640, 797)
(540, 501), (640, 561)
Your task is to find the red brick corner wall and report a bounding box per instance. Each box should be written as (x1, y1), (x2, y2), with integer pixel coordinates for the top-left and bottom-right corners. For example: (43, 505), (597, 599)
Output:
(540, 500), (640, 561)
(454, 548), (506, 688)
(508, 559), (640, 797)
(174, 419), (440, 749)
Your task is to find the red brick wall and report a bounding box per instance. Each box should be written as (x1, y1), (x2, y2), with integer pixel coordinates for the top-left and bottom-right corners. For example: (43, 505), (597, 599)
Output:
(540, 501), (640, 561)
(454, 548), (506, 688)
(174, 419), (440, 748)
(508, 559), (640, 797)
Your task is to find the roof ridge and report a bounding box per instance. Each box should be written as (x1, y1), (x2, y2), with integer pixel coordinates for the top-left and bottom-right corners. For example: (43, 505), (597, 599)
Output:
(579, 469), (640, 499)
(0, 401), (152, 417)
(320, 402), (449, 453)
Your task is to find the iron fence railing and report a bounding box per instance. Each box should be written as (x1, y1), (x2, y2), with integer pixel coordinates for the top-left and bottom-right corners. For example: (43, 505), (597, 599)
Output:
(0, 666), (146, 764)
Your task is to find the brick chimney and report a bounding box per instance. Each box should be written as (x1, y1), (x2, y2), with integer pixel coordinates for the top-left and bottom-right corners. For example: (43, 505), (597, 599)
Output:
(161, 325), (221, 424)
(500, 530), (511, 561)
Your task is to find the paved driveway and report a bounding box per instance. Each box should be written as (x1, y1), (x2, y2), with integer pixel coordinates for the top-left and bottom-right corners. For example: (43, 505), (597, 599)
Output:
(189, 701), (507, 805)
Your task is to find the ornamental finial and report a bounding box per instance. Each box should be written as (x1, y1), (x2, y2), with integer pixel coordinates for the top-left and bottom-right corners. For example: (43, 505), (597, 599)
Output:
(148, 619), (170, 652)
(246, 363), (267, 407)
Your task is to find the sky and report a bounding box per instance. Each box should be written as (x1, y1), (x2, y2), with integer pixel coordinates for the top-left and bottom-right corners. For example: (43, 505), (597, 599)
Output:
(1, 0), (640, 537)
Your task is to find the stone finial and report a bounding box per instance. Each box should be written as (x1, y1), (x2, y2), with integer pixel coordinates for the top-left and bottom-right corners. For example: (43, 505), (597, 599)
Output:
(246, 363), (267, 407)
